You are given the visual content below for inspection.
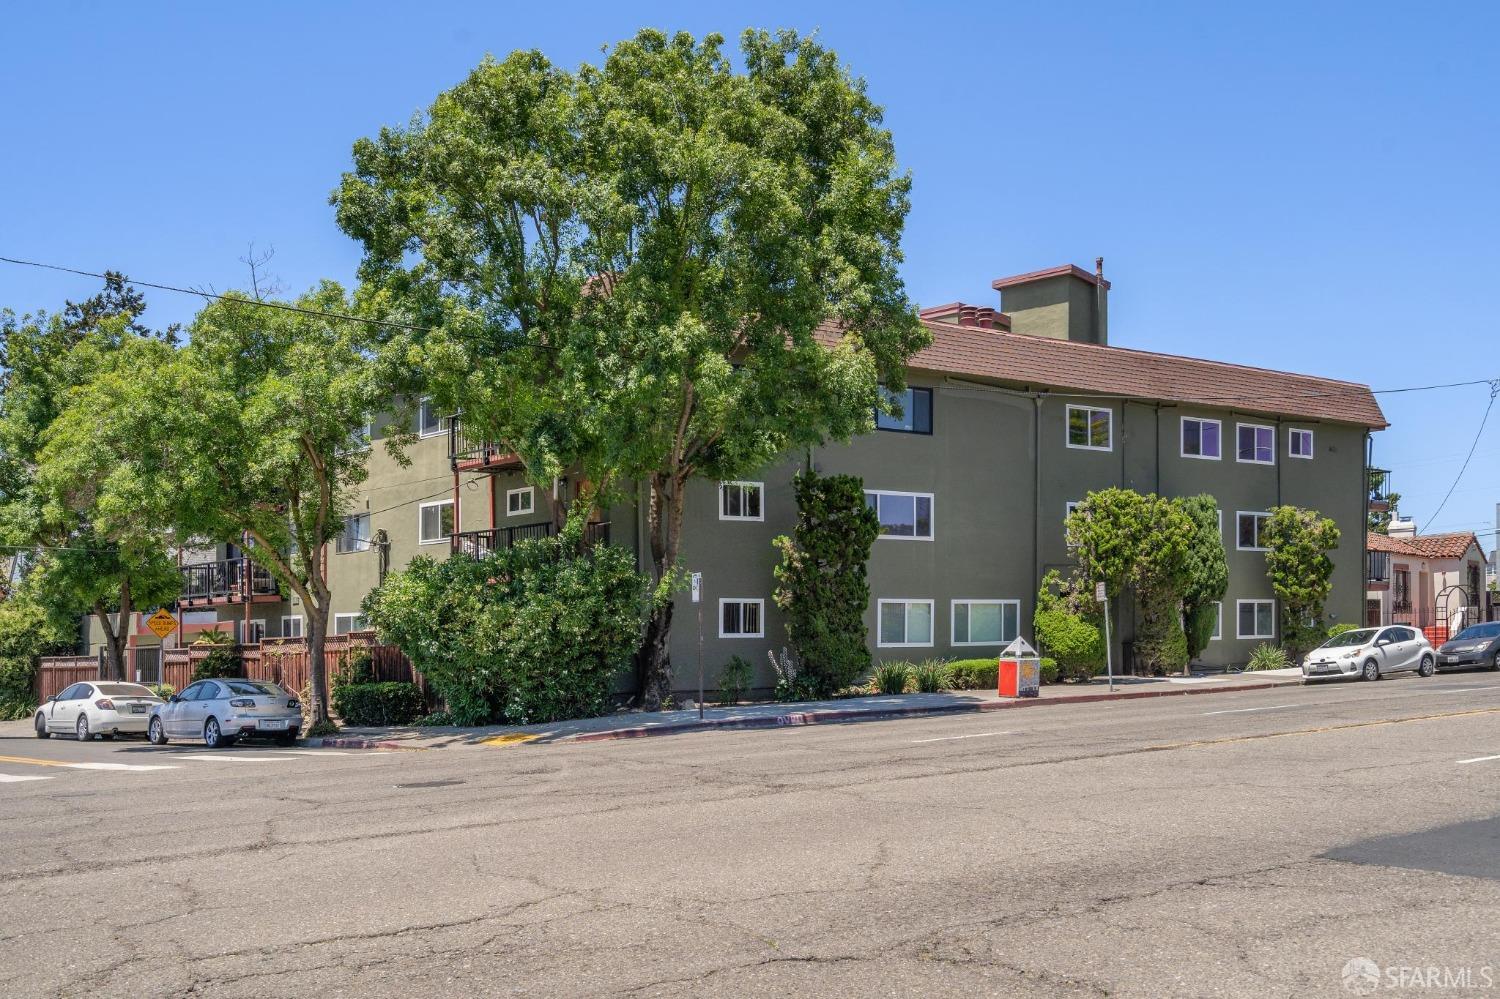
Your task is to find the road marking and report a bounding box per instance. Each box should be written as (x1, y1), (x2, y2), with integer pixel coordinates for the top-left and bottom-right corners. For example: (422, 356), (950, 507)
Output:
(63, 762), (178, 771)
(1457, 754), (1500, 764)
(1202, 703), (1297, 716)
(0, 754), (72, 768)
(911, 731), (1013, 744)
(169, 754), (295, 763)
(0, 774), (54, 783)
(266, 750), (355, 756)
(483, 734), (541, 746)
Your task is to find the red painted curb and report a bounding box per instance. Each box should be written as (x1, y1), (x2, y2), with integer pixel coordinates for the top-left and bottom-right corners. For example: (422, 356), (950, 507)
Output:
(301, 736), (420, 751)
(564, 679), (1305, 743)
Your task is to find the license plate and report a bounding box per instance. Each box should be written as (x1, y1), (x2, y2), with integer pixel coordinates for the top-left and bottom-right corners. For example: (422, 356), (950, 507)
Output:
(130, 703), (147, 714)
(257, 719), (289, 730)
(1441, 655), (1457, 664)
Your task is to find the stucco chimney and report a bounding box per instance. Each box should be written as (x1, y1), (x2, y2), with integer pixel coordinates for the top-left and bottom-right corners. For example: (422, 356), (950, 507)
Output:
(991, 263), (1110, 345)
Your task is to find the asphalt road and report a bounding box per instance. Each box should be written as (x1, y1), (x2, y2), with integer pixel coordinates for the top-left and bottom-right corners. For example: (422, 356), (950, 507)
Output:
(3, 671), (1500, 998)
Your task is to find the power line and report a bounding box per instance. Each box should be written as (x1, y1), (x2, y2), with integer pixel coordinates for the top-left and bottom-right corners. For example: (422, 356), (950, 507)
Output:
(1424, 381), (1500, 529)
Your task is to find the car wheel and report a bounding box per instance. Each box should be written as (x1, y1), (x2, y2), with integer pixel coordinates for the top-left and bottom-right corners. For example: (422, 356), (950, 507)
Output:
(148, 717), (168, 746)
(1361, 659), (1381, 682)
(1492, 650), (1500, 672)
(1418, 654), (1435, 678)
(274, 732), (296, 747)
(34, 713), (50, 739)
(203, 717), (223, 749)
(76, 715), (91, 741)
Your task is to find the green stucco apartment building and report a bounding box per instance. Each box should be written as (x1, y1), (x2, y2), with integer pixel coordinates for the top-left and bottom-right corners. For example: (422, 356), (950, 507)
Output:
(89, 262), (1388, 693)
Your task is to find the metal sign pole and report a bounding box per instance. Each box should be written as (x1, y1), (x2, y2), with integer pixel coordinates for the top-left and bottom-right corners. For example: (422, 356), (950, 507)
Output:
(1097, 581), (1114, 693)
(691, 573), (704, 720)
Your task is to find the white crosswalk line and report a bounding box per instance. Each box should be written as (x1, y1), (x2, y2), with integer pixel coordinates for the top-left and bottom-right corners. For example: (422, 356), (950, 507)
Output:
(0, 773), (54, 783)
(64, 762), (179, 772)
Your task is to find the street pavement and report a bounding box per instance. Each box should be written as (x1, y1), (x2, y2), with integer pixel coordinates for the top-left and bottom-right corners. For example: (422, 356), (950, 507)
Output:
(3, 671), (1500, 997)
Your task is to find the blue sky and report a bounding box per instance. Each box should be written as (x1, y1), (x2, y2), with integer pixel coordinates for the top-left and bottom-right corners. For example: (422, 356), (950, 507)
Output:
(4, 1), (1497, 547)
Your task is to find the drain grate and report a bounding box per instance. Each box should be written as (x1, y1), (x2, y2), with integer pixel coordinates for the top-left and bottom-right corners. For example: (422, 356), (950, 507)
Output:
(394, 779), (466, 789)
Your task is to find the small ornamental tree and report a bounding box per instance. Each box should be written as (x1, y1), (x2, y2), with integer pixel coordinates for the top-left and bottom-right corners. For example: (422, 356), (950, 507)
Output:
(771, 468), (881, 695)
(1262, 505), (1341, 659)
(1033, 570), (1106, 681)
(1178, 495), (1229, 664)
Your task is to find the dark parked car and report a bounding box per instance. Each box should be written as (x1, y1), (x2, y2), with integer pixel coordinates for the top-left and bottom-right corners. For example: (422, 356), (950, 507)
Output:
(1435, 622), (1500, 673)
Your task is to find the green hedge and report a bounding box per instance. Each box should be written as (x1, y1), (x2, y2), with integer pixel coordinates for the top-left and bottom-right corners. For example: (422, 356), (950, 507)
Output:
(332, 682), (425, 726)
(191, 647), (242, 681)
(947, 659), (998, 690)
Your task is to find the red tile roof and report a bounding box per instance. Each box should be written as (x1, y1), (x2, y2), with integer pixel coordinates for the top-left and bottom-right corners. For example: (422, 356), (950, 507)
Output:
(1368, 532), (1481, 560)
(818, 319), (1388, 428)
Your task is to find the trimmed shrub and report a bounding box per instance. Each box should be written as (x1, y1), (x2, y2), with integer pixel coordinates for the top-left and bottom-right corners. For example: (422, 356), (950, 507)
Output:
(332, 681), (425, 726)
(191, 647), (241, 681)
(912, 659), (951, 693)
(873, 661), (910, 695)
(0, 594), (74, 719)
(150, 684), (175, 700)
(716, 655), (753, 706)
(1040, 657), (1059, 684)
(1034, 571), (1107, 682)
(948, 659), (999, 690)
(1246, 643), (1291, 671)
(1327, 622), (1360, 639)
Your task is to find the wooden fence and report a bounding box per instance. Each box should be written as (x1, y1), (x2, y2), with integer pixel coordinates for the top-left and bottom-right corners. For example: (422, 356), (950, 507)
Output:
(37, 632), (423, 704)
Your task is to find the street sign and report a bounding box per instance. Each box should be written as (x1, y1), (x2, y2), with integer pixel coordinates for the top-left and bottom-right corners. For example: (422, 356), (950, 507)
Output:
(1095, 582), (1107, 603)
(690, 572), (702, 603)
(146, 609), (177, 639)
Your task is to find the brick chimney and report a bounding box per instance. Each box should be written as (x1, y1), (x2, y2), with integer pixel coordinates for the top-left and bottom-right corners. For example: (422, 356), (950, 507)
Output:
(990, 261), (1109, 345)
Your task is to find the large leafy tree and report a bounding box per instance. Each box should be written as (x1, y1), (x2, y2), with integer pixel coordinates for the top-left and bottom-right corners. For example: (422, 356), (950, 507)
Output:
(334, 29), (926, 708)
(1178, 494), (1229, 665)
(0, 277), (181, 679)
(1262, 505), (1341, 659)
(44, 285), (395, 722)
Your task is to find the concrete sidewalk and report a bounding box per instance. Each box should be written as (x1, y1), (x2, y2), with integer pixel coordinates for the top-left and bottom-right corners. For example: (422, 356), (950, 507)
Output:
(306, 669), (1306, 749)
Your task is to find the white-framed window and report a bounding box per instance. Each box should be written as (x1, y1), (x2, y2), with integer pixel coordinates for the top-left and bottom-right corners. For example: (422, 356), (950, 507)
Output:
(418, 397), (443, 438)
(418, 500), (455, 545)
(1066, 404), (1112, 451)
(875, 385), (934, 434)
(334, 613), (369, 635)
(1236, 423), (1275, 464)
(877, 599), (934, 648)
(1288, 427), (1314, 459)
(951, 599), (1020, 647)
(1181, 417), (1222, 459)
(506, 486), (535, 517)
(1236, 511), (1270, 551)
(865, 490), (934, 540)
(718, 599), (764, 638)
(281, 615), (304, 639)
(336, 513), (371, 554)
(1065, 501), (1081, 520)
(1236, 599), (1276, 640)
(339, 419), (373, 455)
(1209, 602), (1222, 642)
(719, 481), (764, 522)
(244, 621), (265, 644)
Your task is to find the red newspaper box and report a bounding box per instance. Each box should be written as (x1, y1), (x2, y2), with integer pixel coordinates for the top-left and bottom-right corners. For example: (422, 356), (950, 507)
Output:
(996, 637), (1040, 698)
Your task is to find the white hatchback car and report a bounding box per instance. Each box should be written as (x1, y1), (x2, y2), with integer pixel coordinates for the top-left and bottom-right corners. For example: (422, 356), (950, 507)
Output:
(34, 681), (165, 740)
(1302, 625), (1435, 682)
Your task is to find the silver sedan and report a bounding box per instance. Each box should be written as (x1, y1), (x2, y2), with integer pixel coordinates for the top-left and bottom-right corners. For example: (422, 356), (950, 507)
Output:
(148, 678), (302, 748)
(1302, 625), (1435, 682)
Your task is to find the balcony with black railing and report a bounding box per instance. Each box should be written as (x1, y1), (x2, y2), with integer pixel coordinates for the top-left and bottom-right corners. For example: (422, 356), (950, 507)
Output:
(179, 558), (280, 606)
(445, 413), (522, 472)
(1367, 550), (1391, 584)
(1368, 468), (1393, 513)
(451, 521), (611, 558)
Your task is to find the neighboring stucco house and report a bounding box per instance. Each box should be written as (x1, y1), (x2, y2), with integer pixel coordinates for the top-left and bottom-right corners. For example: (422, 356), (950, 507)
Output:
(1366, 520), (1489, 642)
(85, 261), (1389, 691)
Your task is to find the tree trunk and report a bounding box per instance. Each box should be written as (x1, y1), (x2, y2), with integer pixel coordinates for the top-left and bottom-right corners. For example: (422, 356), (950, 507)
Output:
(636, 473), (685, 710)
(96, 609), (126, 682)
(306, 608), (331, 725)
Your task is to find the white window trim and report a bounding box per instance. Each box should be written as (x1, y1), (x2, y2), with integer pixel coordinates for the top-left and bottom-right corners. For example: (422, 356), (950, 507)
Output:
(244, 620), (266, 644)
(877, 598), (936, 648)
(506, 486), (535, 517)
(1180, 416), (1223, 460)
(1209, 602), (1222, 642)
(950, 599), (1021, 647)
(1065, 404), (1113, 452)
(1065, 501), (1081, 519)
(866, 490), (935, 542)
(281, 615), (304, 639)
(418, 499), (454, 545)
(1236, 599), (1276, 640)
(718, 481), (765, 522)
(1235, 422), (1276, 465)
(1217, 508), (1224, 539)
(1236, 511), (1271, 552)
(336, 513), (371, 554)
(333, 613), (368, 635)
(717, 598), (765, 639)
(1288, 427), (1315, 459)
(418, 397), (443, 438)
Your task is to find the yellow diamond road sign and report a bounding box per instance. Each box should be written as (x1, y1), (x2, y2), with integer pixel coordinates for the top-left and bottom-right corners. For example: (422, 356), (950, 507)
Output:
(146, 609), (177, 639)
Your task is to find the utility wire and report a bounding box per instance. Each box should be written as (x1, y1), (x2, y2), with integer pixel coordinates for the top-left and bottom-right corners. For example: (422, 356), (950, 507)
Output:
(1423, 381), (1500, 529)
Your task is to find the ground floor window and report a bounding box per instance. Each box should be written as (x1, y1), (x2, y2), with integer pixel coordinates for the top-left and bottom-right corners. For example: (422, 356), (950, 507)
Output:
(281, 615), (304, 639)
(878, 599), (933, 647)
(1236, 600), (1275, 640)
(951, 599), (1020, 646)
(1209, 602), (1222, 641)
(334, 613), (369, 635)
(719, 599), (764, 638)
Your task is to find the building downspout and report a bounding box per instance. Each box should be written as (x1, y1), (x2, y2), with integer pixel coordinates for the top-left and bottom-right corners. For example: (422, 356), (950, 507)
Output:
(1032, 394), (1043, 618)
(1364, 432), (1374, 625)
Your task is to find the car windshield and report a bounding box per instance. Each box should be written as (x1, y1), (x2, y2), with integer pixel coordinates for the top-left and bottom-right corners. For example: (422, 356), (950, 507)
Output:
(1322, 629), (1377, 649)
(224, 681), (281, 696)
(1454, 623), (1500, 642)
(95, 683), (157, 697)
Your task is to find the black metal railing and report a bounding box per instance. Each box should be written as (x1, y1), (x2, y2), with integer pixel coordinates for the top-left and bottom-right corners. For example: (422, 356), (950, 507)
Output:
(1368, 467), (1393, 513)
(1367, 550), (1390, 583)
(451, 521), (611, 557)
(180, 558), (278, 602)
(445, 413), (515, 470)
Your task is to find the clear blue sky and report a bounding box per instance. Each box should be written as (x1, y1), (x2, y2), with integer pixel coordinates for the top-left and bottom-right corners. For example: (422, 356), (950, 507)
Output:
(4, 1), (1497, 548)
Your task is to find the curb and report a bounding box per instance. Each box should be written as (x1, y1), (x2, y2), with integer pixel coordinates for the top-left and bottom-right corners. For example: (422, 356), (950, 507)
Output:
(300, 736), (422, 751)
(565, 679), (1307, 744)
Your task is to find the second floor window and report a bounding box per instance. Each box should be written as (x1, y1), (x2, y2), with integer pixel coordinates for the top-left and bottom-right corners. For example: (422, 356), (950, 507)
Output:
(1237, 512), (1270, 551)
(719, 481), (764, 521)
(1181, 417), (1221, 459)
(336, 513), (371, 554)
(1289, 428), (1314, 459)
(875, 386), (933, 434)
(419, 500), (454, 544)
(418, 397), (442, 437)
(866, 490), (933, 540)
(1066, 405), (1112, 451)
(507, 487), (535, 517)
(1237, 423), (1274, 464)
